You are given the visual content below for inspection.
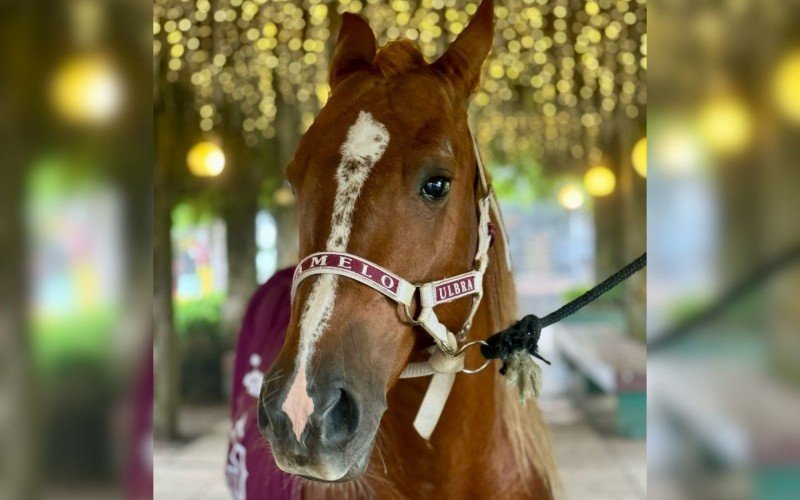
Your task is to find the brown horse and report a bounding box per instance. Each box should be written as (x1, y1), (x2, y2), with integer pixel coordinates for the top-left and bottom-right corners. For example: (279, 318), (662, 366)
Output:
(258, 0), (559, 497)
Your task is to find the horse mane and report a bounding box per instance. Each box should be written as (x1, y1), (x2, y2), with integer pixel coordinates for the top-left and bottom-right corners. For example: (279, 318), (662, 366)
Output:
(483, 226), (563, 498)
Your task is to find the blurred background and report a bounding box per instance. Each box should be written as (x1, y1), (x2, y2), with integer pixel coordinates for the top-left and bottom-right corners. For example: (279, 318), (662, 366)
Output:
(0, 0), (151, 498)
(153, 0), (645, 498)
(648, 1), (800, 499)
(10, 0), (799, 498)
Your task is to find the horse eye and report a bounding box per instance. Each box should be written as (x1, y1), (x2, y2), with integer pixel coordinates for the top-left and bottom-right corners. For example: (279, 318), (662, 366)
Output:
(420, 176), (451, 201)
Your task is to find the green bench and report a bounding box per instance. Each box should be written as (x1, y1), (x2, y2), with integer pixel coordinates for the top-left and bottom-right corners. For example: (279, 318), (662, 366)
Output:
(554, 323), (647, 438)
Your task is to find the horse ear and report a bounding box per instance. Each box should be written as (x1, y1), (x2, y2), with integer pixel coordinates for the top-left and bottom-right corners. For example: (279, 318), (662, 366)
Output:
(431, 0), (495, 99)
(329, 13), (377, 91)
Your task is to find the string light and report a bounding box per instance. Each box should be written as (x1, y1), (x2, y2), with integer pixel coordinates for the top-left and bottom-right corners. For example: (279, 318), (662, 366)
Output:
(155, 0), (645, 165)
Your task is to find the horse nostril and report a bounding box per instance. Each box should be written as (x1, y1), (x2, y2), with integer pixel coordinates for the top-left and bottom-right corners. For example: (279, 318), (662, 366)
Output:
(322, 388), (359, 446)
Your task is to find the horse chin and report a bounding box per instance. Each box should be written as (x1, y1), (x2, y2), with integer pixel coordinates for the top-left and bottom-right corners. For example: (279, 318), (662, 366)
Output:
(275, 434), (376, 483)
(298, 446), (372, 483)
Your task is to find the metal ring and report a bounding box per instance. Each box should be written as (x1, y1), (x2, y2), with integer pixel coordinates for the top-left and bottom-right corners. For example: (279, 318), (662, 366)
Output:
(462, 358), (492, 375)
(403, 303), (423, 326)
(454, 339), (488, 356)
(455, 340), (492, 374)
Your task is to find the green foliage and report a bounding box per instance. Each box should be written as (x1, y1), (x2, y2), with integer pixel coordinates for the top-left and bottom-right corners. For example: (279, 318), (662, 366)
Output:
(174, 292), (227, 402)
(32, 312), (117, 482)
(42, 354), (116, 482)
(180, 325), (226, 403)
(32, 309), (116, 374)
(487, 154), (558, 205)
(27, 154), (100, 200)
(172, 199), (219, 229)
(174, 292), (225, 337)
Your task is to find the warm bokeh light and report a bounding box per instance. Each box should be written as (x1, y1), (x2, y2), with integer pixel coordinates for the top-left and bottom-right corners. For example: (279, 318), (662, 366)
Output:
(557, 184), (585, 210)
(273, 186), (295, 207)
(49, 53), (123, 125)
(584, 165), (616, 197)
(632, 137), (647, 177)
(772, 50), (800, 124)
(186, 141), (225, 177)
(154, 0), (646, 161)
(656, 123), (705, 174)
(696, 94), (753, 155)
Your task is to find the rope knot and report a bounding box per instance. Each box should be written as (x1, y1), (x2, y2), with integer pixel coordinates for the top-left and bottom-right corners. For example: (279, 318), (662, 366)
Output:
(480, 314), (551, 375)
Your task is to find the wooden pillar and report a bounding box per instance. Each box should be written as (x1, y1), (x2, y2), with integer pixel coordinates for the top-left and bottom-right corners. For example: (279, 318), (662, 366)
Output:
(153, 106), (180, 440)
(619, 123), (647, 342)
(221, 189), (258, 342)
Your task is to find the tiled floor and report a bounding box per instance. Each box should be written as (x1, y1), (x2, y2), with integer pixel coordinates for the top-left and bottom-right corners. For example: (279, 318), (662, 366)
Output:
(154, 399), (646, 499)
(542, 398), (646, 499)
(154, 406), (232, 500)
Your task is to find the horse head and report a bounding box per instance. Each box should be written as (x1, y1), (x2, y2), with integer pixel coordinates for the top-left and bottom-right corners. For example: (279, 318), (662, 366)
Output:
(258, 0), (495, 482)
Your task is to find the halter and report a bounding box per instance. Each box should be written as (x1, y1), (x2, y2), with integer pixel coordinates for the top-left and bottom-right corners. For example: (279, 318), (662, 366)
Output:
(290, 137), (510, 440)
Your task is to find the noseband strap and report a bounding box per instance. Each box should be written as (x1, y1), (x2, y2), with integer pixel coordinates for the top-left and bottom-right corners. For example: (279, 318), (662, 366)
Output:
(290, 135), (508, 440)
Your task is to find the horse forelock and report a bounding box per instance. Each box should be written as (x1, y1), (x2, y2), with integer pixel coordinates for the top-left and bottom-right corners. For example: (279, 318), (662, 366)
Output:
(374, 39), (427, 78)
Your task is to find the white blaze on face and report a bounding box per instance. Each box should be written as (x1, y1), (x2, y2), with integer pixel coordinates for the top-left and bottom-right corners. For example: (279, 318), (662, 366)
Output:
(282, 111), (390, 441)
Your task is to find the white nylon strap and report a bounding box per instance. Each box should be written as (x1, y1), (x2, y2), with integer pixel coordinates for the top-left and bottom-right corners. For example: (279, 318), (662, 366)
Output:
(412, 372), (457, 439)
(472, 136), (512, 271)
(418, 271), (482, 309)
(399, 332), (462, 439)
(416, 307), (452, 351)
(291, 251), (415, 306)
(472, 135), (490, 195)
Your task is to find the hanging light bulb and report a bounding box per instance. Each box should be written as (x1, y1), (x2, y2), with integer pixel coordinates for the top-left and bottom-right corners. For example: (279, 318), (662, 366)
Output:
(187, 141), (226, 177)
(50, 52), (123, 125)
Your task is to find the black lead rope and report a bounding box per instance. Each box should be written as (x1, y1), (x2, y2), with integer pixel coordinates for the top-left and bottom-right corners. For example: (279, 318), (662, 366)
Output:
(480, 252), (647, 375)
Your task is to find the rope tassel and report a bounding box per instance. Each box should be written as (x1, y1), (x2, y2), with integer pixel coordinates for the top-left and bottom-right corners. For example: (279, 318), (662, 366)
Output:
(503, 351), (543, 403)
(480, 314), (551, 403)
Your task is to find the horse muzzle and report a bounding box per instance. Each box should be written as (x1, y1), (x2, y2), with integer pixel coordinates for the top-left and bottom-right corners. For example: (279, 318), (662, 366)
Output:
(257, 371), (385, 482)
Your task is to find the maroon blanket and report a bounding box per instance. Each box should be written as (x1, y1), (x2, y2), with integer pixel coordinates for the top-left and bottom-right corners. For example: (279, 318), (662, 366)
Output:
(225, 267), (300, 500)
